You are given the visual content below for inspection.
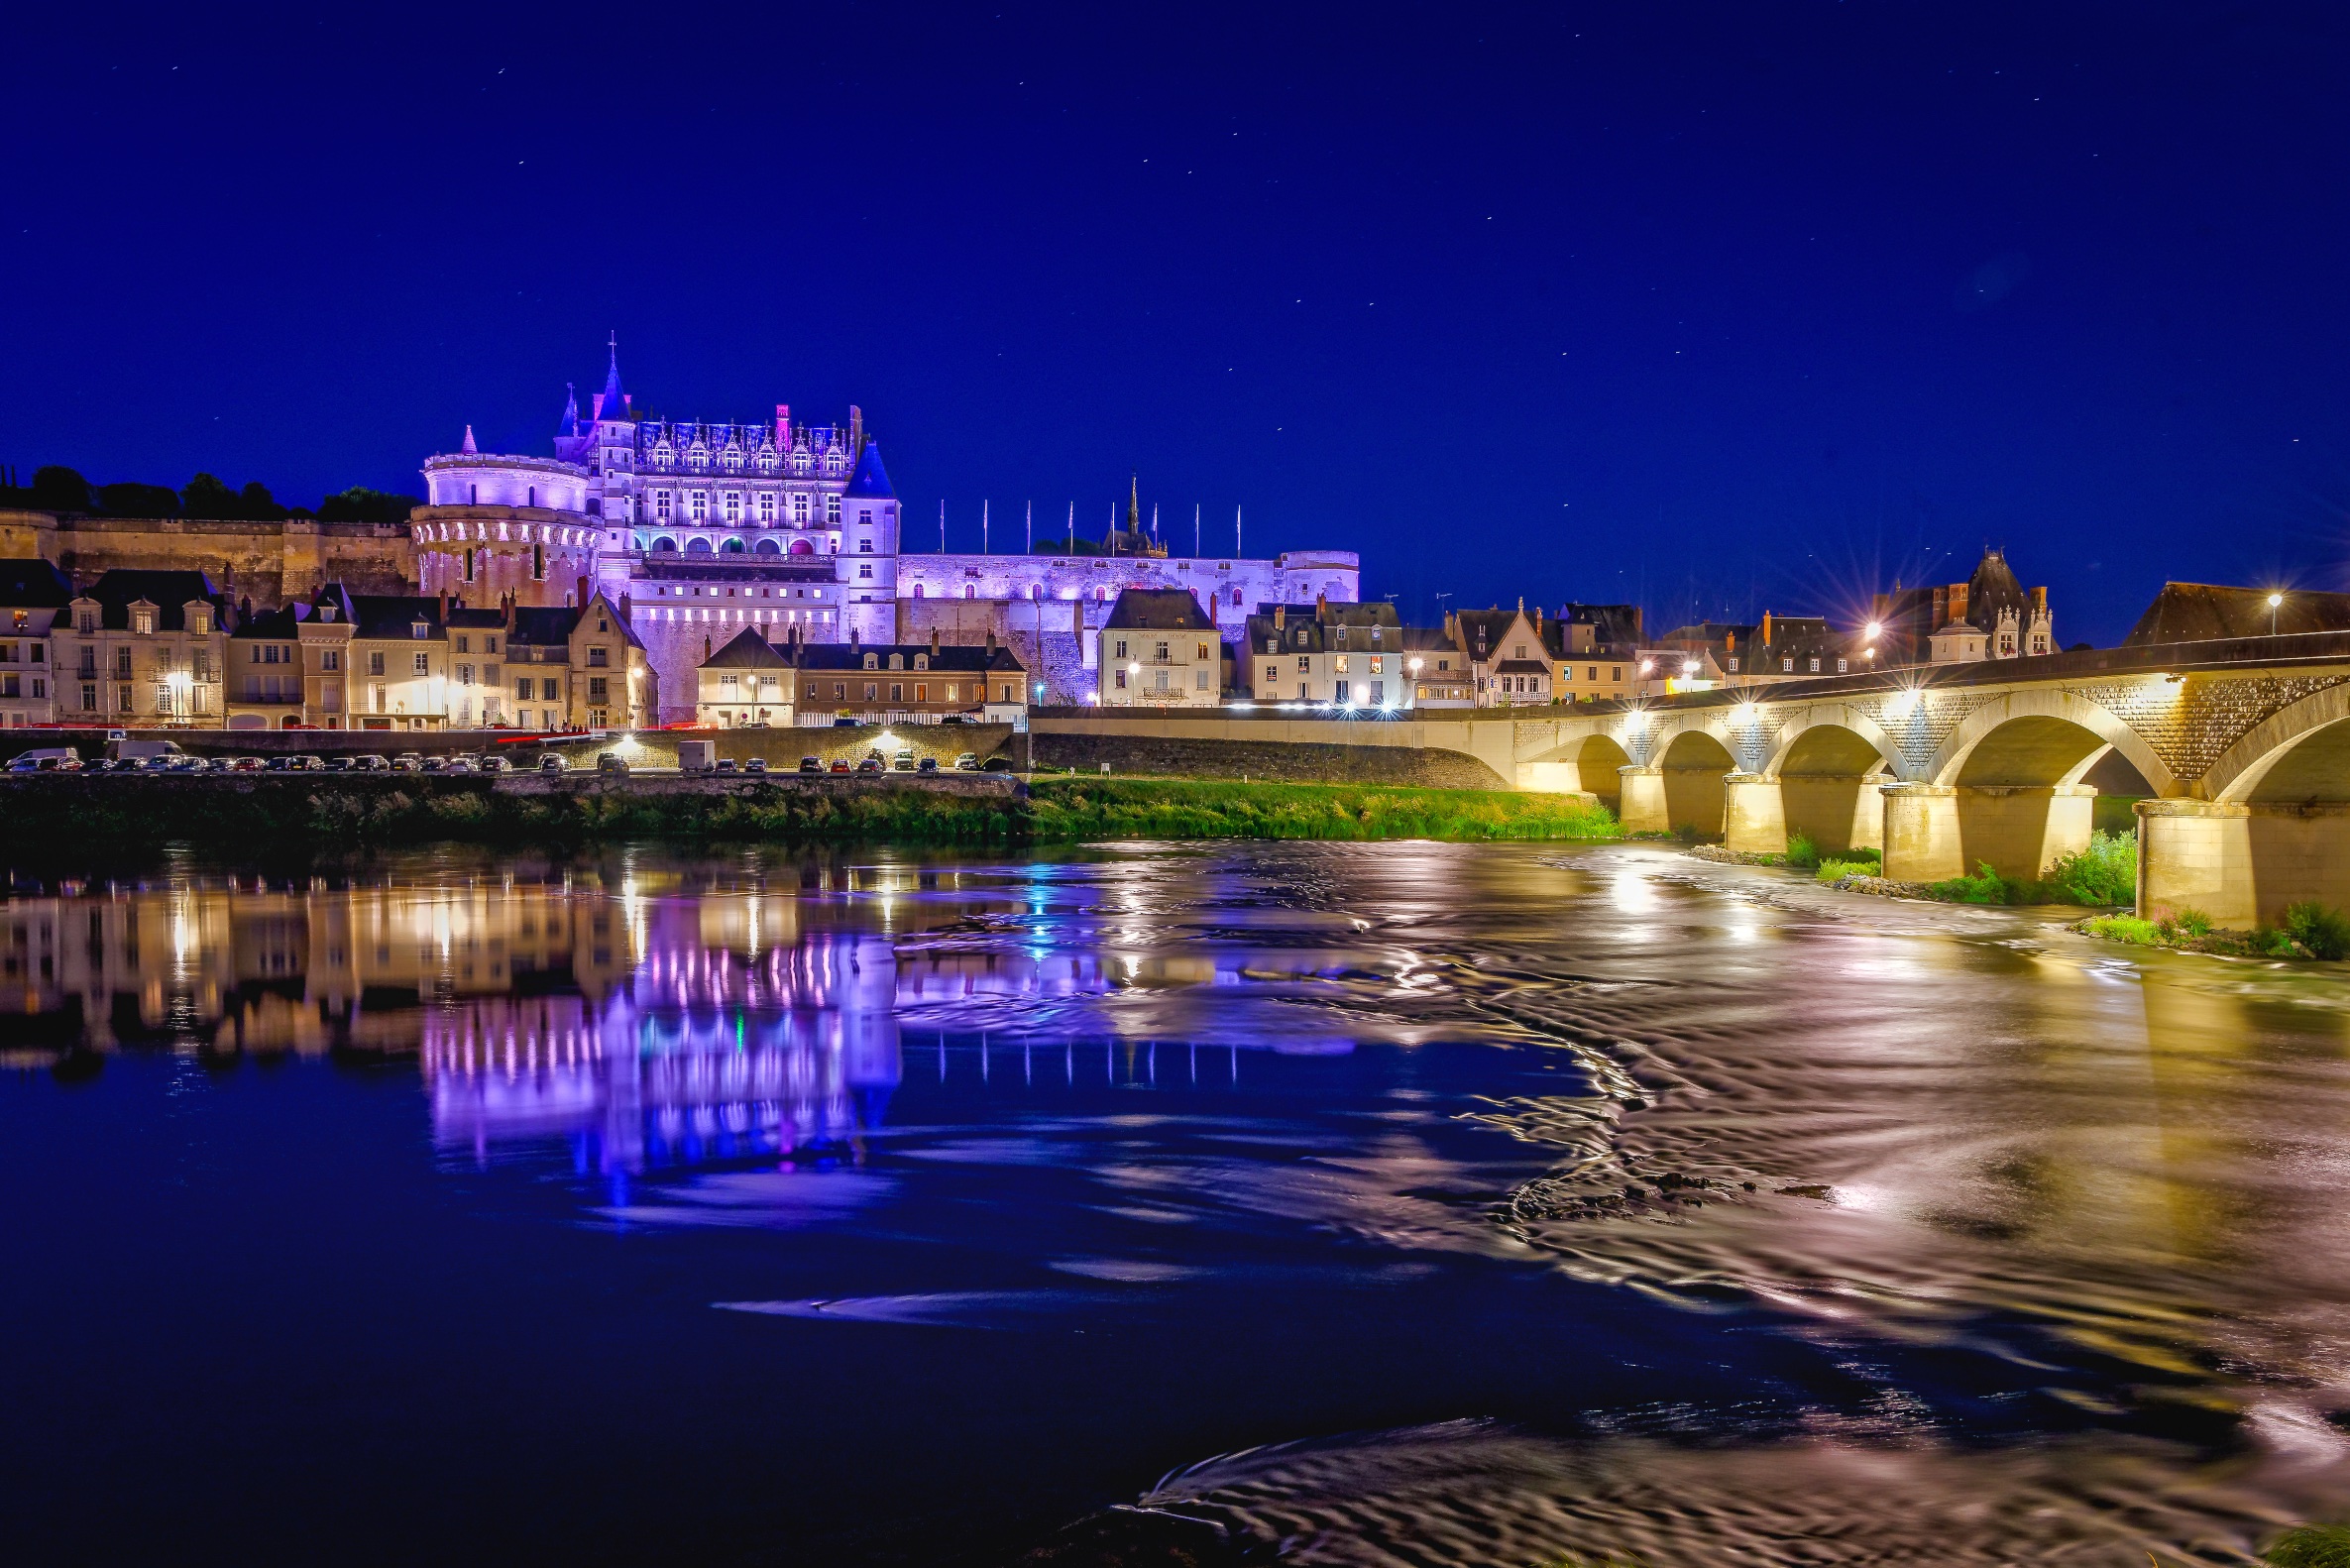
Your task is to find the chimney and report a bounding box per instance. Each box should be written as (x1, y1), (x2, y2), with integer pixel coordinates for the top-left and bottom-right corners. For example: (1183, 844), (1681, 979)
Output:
(1533, 606), (1543, 631)
(1316, 592), (1328, 618)
(776, 402), (790, 450)
(850, 625), (860, 648)
(1274, 605), (1287, 630)
(985, 628), (997, 656)
(577, 575), (590, 610)
(438, 591), (449, 625)
(930, 627), (941, 655)
(849, 404), (863, 451)
(1949, 583), (1969, 625)
(703, 633), (712, 659)
(617, 593), (631, 621)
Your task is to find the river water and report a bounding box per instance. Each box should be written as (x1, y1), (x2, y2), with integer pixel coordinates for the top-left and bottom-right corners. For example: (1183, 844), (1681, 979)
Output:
(7, 840), (2350, 1565)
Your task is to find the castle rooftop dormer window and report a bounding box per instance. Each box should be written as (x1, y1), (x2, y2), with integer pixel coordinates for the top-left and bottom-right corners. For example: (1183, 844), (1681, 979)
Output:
(914, 653), (928, 671)
(888, 653), (904, 670)
(412, 620), (429, 639)
(862, 653), (877, 670)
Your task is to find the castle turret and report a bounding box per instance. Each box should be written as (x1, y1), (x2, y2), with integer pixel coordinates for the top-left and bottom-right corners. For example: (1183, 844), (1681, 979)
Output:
(839, 440), (900, 644)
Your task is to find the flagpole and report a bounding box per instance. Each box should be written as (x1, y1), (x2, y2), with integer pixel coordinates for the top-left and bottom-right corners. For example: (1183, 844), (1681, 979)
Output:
(1194, 504), (1200, 559)
(983, 499), (989, 556)
(1067, 502), (1073, 557)
(939, 500), (946, 552)
(1236, 504), (1243, 558)
(1026, 500), (1032, 554)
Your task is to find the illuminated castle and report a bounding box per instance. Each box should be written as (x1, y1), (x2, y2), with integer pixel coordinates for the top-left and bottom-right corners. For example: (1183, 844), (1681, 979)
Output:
(418, 339), (1360, 721)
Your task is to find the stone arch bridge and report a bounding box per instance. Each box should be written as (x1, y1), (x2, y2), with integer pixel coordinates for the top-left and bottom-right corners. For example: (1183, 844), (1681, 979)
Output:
(1036, 632), (2350, 927)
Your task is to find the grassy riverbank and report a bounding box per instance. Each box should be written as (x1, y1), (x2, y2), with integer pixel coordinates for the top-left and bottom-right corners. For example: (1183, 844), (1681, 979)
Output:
(0, 774), (1621, 855)
(1025, 778), (1621, 842)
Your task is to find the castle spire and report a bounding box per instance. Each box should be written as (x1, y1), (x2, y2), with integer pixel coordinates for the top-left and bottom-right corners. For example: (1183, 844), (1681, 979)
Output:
(1126, 474), (1140, 535)
(600, 333), (627, 420)
(559, 383), (579, 437)
(461, 424), (478, 454)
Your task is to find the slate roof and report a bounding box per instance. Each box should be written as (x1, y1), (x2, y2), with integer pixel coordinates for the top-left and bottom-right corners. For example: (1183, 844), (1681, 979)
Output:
(785, 640), (1024, 675)
(73, 570), (222, 631)
(2123, 583), (2350, 644)
(843, 440), (895, 500)
(1103, 588), (1212, 631)
(0, 558), (73, 608)
(230, 604), (305, 640)
(702, 626), (792, 669)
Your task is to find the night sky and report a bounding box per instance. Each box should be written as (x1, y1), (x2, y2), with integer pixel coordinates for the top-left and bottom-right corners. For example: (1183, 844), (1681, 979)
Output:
(7, 3), (2349, 643)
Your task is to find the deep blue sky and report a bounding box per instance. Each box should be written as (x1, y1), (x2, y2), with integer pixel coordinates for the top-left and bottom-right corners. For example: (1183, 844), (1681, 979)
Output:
(7, 3), (2349, 642)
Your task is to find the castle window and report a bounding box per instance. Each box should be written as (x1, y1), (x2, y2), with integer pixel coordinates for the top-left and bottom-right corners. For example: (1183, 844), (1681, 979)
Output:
(793, 452), (810, 474)
(793, 493), (809, 524)
(858, 563), (873, 579)
(858, 539), (873, 554)
(1782, 657), (1794, 672)
(827, 496), (840, 524)
(757, 450), (777, 473)
(757, 494), (775, 524)
(1808, 657), (1821, 673)
(689, 492), (708, 521)
(724, 493), (741, 523)
(1836, 658), (1847, 674)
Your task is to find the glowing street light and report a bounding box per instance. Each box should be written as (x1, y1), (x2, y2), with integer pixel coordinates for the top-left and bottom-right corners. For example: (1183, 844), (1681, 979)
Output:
(2270, 592), (2285, 636)
(164, 669), (190, 726)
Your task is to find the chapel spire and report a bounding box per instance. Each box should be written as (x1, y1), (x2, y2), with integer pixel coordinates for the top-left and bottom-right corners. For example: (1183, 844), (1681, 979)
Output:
(600, 333), (627, 421)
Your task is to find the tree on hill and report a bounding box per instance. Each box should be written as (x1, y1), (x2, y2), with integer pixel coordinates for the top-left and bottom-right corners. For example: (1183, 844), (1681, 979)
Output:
(95, 482), (180, 516)
(30, 466), (93, 512)
(316, 486), (422, 524)
(179, 473), (289, 520)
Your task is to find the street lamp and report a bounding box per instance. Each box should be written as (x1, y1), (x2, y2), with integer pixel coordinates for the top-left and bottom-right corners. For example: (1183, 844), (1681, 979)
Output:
(165, 669), (190, 727)
(2270, 592), (2284, 636)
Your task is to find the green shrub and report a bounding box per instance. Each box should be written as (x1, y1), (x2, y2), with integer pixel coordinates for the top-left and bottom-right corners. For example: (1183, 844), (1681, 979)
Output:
(1928, 861), (2016, 904)
(1816, 858), (1876, 883)
(2282, 902), (2350, 960)
(2172, 908), (2214, 939)
(2268, 1523), (2350, 1567)
(2043, 830), (2137, 906)
(2082, 914), (2162, 946)
(1783, 832), (1820, 869)
(1840, 844), (1882, 866)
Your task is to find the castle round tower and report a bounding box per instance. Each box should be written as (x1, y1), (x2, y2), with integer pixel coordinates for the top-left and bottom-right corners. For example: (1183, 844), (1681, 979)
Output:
(838, 440), (901, 644)
(413, 430), (601, 607)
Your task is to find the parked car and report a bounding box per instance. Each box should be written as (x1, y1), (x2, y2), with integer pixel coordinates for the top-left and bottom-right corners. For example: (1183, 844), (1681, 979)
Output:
(743, 757), (769, 775)
(715, 758), (740, 775)
(478, 754), (508, 775)
(294, 754), (326, 771)
(356, 753), (392, 772)
(538, 753), (568, 774)
(854, 756), (884, 774)
(420, 756), (449, 774)
(391, 752), (423, 772)
(891, 749), (916, 772)
(981, 755), (1014, 772)
(828, 759), (851, 774)
(952, 752), (980, 771)
(941, 714), (970, 726)
(798, 756), (822, 774)
(833, 717), (858, 728)
(917, 755), (939, 773)
(230, 756), (266, 773)
(597, 752), (630, 775)
(169, 755), (210, 773)
(323, 756), (353, 773)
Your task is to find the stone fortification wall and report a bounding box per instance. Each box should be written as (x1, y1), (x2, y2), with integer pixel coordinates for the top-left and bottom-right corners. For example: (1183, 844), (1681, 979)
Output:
(0, 511), (412, 605)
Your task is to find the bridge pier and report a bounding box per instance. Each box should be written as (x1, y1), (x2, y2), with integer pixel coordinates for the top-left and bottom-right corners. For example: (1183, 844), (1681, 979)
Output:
(1618, 765), (1668, 835)
(2137, 800), (2255, 929)
(1957, 784), (2097, 883)
(1722, 773), (1787, 855)
(1881, 783), (1964, 883)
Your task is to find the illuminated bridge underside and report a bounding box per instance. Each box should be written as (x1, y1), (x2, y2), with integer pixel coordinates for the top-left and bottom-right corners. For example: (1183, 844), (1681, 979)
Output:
(1035, 644), (2350, 926)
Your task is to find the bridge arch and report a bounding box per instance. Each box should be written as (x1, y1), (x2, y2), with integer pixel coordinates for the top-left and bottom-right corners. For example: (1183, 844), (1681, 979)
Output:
(1928, 689), (2177, 796)
(2196, 684), (2350, 922)
(1764, 718), (1899, 853)
(1903, 693), (2173, 882)
(1655, 728), (1736, 840)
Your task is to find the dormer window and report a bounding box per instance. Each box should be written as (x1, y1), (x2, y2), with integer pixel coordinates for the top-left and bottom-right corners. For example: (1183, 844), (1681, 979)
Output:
(914, 654), (928, 671)
(888, 654), (904, 671)
(412, 621), (429, 639)
(862, 653), (877, 670)
(132, 610), (156, 635)
(189, 610), (210, 635)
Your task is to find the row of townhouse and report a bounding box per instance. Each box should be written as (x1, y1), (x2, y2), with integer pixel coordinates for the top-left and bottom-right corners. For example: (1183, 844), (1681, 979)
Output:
(695, 625), (1029, 728)
(0, 560), (656, 731)
(1082, 592), (1647, 712)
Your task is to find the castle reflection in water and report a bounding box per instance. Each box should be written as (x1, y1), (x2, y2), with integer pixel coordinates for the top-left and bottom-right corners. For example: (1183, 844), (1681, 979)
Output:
(0, 857), (1128, 1176)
